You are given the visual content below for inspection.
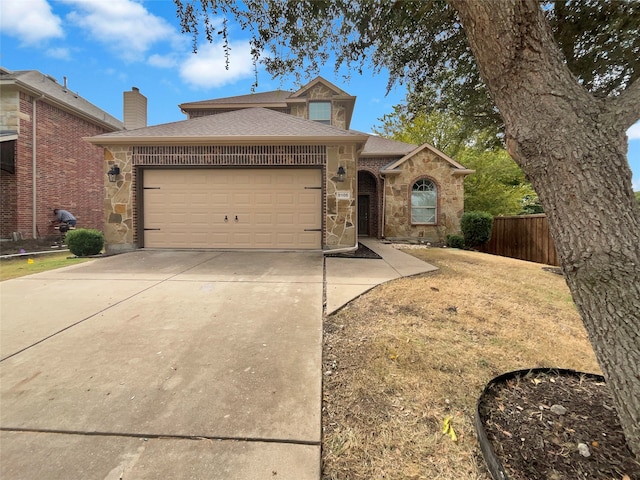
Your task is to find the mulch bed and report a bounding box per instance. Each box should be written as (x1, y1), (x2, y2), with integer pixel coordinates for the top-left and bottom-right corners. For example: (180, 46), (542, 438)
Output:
(0, 238), (63, 256)
(325, 242), (381, 259)
(477, 369), (640, 479)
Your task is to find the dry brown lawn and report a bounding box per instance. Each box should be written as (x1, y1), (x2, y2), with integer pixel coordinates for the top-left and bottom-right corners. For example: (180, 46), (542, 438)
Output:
(322, 247), (600, 480)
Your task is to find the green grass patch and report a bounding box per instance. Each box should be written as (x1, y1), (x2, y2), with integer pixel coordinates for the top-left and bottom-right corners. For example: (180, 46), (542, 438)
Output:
(0, 253), (92, 281)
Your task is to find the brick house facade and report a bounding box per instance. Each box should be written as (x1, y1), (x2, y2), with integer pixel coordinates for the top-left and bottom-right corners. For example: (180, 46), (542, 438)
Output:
(0, 67), (123, 240)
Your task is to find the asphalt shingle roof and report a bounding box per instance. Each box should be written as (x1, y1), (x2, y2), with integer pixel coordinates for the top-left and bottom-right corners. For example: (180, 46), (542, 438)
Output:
(180, 90), (293, 107)
(1, 68), (123, 130)
(355, 131), (417, 156)
(89, 107), (367, 141)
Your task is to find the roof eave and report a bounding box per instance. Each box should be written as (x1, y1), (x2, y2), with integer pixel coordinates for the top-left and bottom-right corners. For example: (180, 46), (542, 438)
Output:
(180, 102), (290, 110)
(84, 134), (369, 147)
(2, 78), (122, 132)
(361, 152), (414, 158)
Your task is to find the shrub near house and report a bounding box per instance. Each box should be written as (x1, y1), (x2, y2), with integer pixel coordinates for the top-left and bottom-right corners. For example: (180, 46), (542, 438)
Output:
(65, 229), (104, 256)
(461, 211), (493, 248)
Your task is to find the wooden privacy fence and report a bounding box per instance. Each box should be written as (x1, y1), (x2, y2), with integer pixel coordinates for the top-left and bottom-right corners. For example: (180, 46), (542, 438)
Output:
(479, 214), (560, 266)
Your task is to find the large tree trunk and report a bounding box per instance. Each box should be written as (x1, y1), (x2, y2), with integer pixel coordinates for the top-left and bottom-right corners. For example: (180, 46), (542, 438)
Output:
(449, 0), (640, 457)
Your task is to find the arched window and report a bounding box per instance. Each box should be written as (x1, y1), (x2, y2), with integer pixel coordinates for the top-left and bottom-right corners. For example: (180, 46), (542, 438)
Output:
(411, 179), (437, 224)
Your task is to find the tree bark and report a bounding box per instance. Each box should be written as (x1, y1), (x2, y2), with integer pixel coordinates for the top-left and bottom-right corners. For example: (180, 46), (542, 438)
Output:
(448, 0), (640, 457)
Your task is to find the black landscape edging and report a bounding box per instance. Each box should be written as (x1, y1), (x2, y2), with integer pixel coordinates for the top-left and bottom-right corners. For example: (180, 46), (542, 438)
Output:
(325, 242), (382, 259)
(474, 368), (606, 480)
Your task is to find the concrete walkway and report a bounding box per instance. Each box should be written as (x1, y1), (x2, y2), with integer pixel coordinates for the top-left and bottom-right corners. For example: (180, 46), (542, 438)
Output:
(0, 241), (435, 479)
(325, 238), (438, 314)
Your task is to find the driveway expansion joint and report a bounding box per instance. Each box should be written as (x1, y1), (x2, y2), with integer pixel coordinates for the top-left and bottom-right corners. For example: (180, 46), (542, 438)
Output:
(0, 427), (320, 446)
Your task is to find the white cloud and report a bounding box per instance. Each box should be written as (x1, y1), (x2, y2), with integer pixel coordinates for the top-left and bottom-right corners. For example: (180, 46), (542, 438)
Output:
(627, 121), (640, 140)
(0, 0), (63, 45)
(179, 42), (256, 89)
(46, 47), (72, 60)
(148, 54), (178, 69)
(62, 0), (179, 62)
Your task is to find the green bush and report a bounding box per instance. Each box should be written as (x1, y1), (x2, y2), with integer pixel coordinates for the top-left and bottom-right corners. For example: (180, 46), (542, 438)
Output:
(446, 234), (465, 249)
(65, 228), (104, 256)
(461, 211), (493, 248)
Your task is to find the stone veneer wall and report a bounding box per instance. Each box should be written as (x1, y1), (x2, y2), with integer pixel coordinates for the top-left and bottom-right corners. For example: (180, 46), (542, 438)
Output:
(289, 104), (306, 120)
(325, 144), (357, 248)
(102, 142), (360, 251)
(383, 150), (466, 243)
(288, 85), (347, 130)
(104, 146), (135, 253)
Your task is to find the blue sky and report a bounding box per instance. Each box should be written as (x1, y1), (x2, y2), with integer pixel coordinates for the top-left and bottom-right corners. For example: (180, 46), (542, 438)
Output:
(1, 0), (639, 190)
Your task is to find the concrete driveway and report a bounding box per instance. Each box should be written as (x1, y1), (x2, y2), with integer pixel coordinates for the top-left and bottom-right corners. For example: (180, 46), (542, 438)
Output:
(0, 251), (323, 479)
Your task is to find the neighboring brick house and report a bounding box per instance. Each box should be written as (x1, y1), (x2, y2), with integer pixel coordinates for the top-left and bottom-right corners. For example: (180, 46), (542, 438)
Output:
(87, 77), (473, 253)
(0, 67), (123, 240)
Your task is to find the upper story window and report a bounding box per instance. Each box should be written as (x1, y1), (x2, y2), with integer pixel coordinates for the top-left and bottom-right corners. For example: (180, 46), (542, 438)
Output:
(411, 179), (437, 224)
(309, 101), (332, 125)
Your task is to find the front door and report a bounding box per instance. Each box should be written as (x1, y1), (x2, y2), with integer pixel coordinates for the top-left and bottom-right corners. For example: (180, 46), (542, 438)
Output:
(358, 195), (369, 236)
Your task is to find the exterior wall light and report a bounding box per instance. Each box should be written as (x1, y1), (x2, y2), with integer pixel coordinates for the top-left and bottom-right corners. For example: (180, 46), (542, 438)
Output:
(336, 166), (346, 182)
(107, 165), (120, 182)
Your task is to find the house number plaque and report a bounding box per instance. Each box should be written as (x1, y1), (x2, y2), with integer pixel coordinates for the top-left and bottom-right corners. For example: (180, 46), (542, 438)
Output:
(336, 191), (351, 200)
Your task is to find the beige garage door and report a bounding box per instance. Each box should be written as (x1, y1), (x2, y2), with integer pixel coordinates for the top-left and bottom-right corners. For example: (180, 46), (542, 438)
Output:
(143, 168), (322, 249)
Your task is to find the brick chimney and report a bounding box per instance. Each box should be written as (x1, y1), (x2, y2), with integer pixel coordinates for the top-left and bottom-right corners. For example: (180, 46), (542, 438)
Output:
(123, 87), (147, 130)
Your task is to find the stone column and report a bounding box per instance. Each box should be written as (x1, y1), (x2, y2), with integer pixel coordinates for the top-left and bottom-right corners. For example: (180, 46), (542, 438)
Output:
(104, 146), (135, 253)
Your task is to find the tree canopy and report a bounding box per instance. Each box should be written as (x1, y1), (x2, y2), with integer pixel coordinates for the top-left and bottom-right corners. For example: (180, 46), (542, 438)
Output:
(175, 0), (639, 139)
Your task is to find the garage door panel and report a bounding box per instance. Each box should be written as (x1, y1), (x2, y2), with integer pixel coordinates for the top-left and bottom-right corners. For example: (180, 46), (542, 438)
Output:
(277, 193), (295, 206)
(254, 213), (274, 225)
(298, 192), (319, 205)
(254, 193), (275, 204)
(298, 212), (318, 224)
(143, 168), (321, 249)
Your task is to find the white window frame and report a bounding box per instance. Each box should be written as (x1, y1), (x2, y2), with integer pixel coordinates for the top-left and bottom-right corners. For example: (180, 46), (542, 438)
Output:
(411, 178), (437, 224)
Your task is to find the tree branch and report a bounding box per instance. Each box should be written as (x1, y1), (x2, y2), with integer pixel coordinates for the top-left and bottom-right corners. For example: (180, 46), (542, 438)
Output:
(608, 79), (640, 131)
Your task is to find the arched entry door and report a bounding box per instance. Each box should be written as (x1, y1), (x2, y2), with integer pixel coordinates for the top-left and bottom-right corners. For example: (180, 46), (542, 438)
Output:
(357, 170), (379, 237)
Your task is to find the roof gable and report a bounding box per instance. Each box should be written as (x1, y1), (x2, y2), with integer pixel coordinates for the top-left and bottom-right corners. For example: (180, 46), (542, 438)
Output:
(289, 76), (351, 98)
(381, 143), (474, 174)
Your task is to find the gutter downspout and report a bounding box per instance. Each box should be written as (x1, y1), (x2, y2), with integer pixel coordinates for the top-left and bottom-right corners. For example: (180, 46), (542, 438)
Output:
(324, 243), (359, 255)
(32, 94), (45, 239)
(380, 174), (386, 239)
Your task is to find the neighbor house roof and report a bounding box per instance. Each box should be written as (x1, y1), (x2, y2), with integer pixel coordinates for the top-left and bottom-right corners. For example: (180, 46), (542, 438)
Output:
(85, 107), (368, 146)
(0, 67), (123, 131)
